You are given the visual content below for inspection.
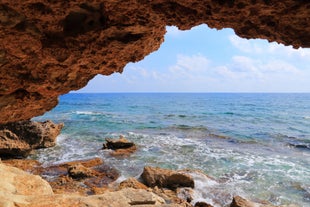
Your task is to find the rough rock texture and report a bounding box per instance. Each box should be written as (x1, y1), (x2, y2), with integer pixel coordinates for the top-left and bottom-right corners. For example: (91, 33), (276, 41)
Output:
(0, 120), (63, 158)
(42, 158), (120, 195)
(0, 0), (310, 124)
(141, 166), (195, 189)
(119, 177), (148, 190)
(103, 135), (137, 156)
(2, 157), (119, 195)
(0, 162), (173, 207)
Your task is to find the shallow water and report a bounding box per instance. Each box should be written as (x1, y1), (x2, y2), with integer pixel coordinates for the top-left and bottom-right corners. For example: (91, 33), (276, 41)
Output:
(32, 93), (310, 206)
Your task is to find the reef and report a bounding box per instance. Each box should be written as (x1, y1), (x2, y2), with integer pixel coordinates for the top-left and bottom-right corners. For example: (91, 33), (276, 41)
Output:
(0, 0), (310, 124)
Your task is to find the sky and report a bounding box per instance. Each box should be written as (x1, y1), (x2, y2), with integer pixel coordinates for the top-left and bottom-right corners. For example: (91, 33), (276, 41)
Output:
(77, 25), (310, 93)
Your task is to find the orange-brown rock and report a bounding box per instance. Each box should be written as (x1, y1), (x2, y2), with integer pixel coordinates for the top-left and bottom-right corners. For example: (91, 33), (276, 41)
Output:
(119, 177), (148, 190)
(0, 162), (175, 207)
(2, 158), (41, 174)
(42, 157), (119, 195)
(103, 136), (137, 156)
(141, 166), (195, 189)
(0, 1), (310, 124)
(0, 120), (63, 158)
(230, 196), (256, 207)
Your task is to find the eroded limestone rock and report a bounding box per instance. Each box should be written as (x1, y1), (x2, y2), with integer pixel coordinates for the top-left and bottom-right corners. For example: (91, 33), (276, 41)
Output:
(102, 135), (137, 156)
(0, 120), (63, 158)
(141, 166), (195, 189)
(0, 162), (174, 207)
(0, 0), (309, 124)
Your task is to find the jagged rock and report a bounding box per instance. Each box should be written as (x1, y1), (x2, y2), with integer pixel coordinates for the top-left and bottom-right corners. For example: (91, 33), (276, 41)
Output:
(0, 1), (309, 124)
(0, 120), (63, 158)
(103, 135), (135, 149)
(103, 135), (137, 156)
(141, 166), (194, 189)
(119, 177), (148, 190)
(43, 158), (119, 195)
(0, 130), (32, 157)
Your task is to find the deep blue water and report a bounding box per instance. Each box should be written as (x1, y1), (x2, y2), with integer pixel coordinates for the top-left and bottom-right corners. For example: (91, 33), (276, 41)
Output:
(32, 93), (310, 206)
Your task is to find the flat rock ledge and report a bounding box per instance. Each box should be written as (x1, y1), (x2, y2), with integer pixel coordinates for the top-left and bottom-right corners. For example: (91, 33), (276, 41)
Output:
(0, 120), (64, 158)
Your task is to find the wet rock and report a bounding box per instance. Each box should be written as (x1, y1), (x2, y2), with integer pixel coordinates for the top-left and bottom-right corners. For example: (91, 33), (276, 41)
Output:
(152, 186), (192, 207)
(44, 157), (119, 195)
(103, 135), (137, 156)
(177, 188), (194, 203)
(141, 166), (194, 189)
(0, 120), (63, 158)
(119, 177), (148, 190)
(68, 163), (95, 179)
(230, 196), (256, 207)
(103, 135), (135, 149)
(195, 201), (214, 207)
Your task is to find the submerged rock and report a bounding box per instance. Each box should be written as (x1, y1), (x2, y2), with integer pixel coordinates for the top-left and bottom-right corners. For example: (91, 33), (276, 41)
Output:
(102, 135), (137, 156)
(141, 166), (195, 189)
(0, 120), (64, 158)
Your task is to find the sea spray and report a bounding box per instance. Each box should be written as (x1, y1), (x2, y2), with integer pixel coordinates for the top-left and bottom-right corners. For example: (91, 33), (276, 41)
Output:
(32, 93), (310, 206)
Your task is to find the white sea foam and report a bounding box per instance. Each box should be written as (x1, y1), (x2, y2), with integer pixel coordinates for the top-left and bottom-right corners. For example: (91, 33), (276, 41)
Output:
(75, 111), (103, 115)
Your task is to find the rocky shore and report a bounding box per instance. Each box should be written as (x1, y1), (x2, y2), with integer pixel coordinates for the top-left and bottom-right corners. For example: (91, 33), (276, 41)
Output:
(0, 158), (299, 207)
(0, 124), (299, 207)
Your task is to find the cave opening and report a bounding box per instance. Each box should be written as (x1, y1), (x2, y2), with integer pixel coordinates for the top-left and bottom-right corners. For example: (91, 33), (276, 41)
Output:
(77, 25), (310, 93)
(29, 25), (310, 206)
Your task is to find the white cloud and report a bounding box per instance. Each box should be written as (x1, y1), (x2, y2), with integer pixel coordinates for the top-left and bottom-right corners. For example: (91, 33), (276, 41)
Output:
(169, 54), (210, 75)
(229, 34), (310, 62)
(79, 52), (310, 92)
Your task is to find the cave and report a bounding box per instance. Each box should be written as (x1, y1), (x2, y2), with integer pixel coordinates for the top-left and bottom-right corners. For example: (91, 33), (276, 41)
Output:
(0, 1), (310, 207)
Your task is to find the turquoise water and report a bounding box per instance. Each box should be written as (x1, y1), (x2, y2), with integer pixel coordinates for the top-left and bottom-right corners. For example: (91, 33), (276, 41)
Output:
(32, 93), (310, 206)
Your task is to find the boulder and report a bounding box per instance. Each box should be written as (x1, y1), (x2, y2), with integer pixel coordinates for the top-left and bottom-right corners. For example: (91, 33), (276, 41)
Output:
(141, 166), (194, 189)
(0, 130), (32, 157)
(119, 177), (148, 190)
(103, 135), (135, 149)
(0, 120), (64, 158)
(103, 135), (137, 156)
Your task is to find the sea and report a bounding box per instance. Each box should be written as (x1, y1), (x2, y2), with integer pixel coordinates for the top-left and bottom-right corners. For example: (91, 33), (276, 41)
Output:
(32, 93), (310, 206)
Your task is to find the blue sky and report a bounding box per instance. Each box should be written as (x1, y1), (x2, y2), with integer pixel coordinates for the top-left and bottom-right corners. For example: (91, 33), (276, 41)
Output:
(77, 25), (310, 93)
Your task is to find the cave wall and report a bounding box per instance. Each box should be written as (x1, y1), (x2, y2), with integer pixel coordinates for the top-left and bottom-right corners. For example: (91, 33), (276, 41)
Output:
(0, 0), (309, 123)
